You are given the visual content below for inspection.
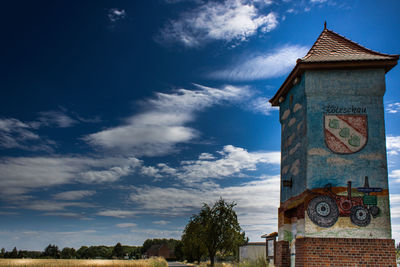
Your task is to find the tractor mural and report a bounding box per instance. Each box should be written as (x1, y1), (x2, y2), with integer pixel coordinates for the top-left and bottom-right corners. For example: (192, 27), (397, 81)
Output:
(307, 176), (382, 228)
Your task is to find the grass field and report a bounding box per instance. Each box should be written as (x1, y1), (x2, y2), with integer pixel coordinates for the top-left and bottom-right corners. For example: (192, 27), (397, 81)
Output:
(0, 258), (167, 267)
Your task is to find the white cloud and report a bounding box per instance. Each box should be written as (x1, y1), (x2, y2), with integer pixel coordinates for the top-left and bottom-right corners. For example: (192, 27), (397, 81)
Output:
(157, 0), (278, 47)
(177, 145), (280, 182)
(108, 8), (126, 23)
(246, 97), (278, 115)
(0, 156), (142, 198)
(389, 170), (400, 183)
(386, 103), (400, 114)
(198, 153), (216, 160)
(53, 190), (96, 200)
(310, 0), (327, 3)
(35, 111), (77, 128)
(153, 220), (171, 225)
(129, 175), (280, 241)
(85, 84), (250, 156)
(387, 135), (400, 155)
(22, 200), (95, 211)
(0, 118), (53, 151)
(97, 210), (138, 218)
(209, 44), (309, 81)
(116, 223), (137, 228)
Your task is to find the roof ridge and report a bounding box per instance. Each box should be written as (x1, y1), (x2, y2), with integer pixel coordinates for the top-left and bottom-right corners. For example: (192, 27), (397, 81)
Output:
(302, 28), (399, 62)
(324, 28), (399, 57)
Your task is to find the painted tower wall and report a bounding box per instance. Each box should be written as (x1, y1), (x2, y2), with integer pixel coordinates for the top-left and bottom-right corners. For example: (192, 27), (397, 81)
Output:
(278, 75), (307, 243)
(304, 69), (391, 239)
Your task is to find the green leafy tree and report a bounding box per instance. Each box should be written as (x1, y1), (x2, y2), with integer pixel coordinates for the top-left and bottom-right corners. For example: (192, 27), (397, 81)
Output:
(10, 247), (18, 258)
(182, 216), (207, 263)
(112, 242), (124, 258)
(60, 247), (76, 259)
(43, 244), (60, 259)
(195, 198), (247, 266)
(76, 246), (88, 259)
(0, 248), (5, 258)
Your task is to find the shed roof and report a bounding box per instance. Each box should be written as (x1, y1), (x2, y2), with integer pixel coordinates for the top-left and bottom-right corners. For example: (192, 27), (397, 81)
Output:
(269, 26), (399, 106)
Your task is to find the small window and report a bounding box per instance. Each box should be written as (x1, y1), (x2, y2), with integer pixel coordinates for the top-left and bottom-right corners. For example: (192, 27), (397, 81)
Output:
(289, 95), (294, 109)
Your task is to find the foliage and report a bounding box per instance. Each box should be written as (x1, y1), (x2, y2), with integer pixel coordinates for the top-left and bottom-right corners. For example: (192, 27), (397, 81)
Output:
(236, 257), (270, 267)
(181, 216), (207, 263)
(43, 244), (60, 259)
(112, 243), (124, 258)
(182, 198), (247, 266)
(141, 238), (181, 254)
(0, 258), (167, 266)
(60, 247), (76, 259)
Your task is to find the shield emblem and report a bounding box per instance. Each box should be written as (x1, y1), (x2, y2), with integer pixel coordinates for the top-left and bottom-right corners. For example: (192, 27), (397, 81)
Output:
(324, 115), (368, 154)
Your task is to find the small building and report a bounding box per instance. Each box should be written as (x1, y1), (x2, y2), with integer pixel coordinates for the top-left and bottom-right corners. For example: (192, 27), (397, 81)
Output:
(144, 244), (174, 259)
(239, 242), (266, 262)
(261, 232), (278, 265)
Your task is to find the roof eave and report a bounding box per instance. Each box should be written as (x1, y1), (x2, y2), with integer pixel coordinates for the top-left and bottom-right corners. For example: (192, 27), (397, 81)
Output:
(269, 58), (399, 106)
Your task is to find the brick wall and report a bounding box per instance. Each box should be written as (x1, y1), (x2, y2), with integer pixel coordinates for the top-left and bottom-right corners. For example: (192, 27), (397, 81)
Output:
(295, 237), (396, 267)
(275, 240), (290, 267)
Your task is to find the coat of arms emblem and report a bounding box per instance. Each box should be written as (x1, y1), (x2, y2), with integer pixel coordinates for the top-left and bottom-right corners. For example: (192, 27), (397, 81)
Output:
(324, 115), (367, 154)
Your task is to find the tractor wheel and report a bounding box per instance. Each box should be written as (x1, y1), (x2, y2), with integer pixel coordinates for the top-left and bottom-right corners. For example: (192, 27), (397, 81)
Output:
(350, 206), (371, 226)
(307, 195), (339, 227)
(369, 206), (380, 218)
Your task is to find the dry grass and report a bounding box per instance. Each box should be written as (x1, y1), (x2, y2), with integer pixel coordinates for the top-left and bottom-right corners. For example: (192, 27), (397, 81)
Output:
(0, 257), (167, 267)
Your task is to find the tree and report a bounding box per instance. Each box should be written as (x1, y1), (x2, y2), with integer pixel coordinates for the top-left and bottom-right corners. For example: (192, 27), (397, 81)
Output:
(43, 244), (60, 259)
(188, 198), (247, 266)
(182, 216), (207, 263)
(10, 247), (18, 258)
(61, 247), (76, 259)
(0, 248), (5, 258)
(112, 242), (124, 258)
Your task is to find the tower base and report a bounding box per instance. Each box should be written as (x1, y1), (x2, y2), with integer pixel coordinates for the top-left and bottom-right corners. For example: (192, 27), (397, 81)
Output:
(275, 237), (396, 267)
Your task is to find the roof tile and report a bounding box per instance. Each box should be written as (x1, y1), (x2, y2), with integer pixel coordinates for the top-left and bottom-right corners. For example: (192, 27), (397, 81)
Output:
(301, 29), (398, 62)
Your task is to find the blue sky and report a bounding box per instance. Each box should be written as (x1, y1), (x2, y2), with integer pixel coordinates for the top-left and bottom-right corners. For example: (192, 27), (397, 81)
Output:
(1, 0), (400, 251)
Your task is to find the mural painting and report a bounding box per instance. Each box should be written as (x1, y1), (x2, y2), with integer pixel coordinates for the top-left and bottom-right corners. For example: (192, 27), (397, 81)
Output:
(306, 176), (382, 228)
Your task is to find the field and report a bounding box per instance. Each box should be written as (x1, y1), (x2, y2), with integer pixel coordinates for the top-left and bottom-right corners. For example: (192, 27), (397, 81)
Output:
(0, 258), (167, 267)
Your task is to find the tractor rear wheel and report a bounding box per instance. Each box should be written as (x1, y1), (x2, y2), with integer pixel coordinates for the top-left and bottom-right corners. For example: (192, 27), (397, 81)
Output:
(307, 195), (339, 227)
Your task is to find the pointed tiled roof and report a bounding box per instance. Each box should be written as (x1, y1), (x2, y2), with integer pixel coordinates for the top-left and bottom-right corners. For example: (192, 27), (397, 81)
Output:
(269, 27), (399, 106)
(301, 28), (397, 62)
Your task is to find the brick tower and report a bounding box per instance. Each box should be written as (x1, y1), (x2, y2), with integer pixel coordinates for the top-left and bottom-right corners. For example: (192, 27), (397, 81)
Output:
(269, 25), (399, 266)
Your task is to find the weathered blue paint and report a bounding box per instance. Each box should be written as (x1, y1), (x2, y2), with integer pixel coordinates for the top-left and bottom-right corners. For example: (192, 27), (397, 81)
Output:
(305, 69), (388, 191)
(278, 68), (392, 240)
(279, 73), (307, 202)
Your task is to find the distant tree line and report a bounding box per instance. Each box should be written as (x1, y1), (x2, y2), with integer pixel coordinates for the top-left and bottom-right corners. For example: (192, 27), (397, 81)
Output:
(0, 243), (142, 260)
(1, 198), (247, 266)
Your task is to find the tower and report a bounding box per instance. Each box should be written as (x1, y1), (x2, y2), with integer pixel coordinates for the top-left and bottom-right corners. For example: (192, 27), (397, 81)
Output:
(269, 26), (399, 266)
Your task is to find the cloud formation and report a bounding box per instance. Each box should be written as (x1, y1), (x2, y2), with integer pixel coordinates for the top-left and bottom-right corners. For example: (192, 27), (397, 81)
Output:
(209, 44), (309, 81)
(0, 156), (142, 198)
(85, 84), (250, 156)
(129, 175), (280, 241)
(157, 0), (278, 47)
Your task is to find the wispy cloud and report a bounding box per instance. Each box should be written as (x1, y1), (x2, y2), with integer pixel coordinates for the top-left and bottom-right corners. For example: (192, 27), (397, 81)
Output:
(85, 84), (250, 156)
(53, 190), (96, 200)
(0, 118), (54, 151)
(156, 0), (278, 47)
(386, 102), (400, 114)
(387, 135), (400, 155)
(177, 145), (280, 183)
(0, 156), (142, 198)
(129, 175), (280, 240)
(97, 210), (138, 218)
(209, 44), (309, 81)
(153, 220), (170, 225)
(245, 97), (278, 116)
(107, 8), (127, 23)
(116, 223), (137, 228)
(34, 111), (78, 128)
